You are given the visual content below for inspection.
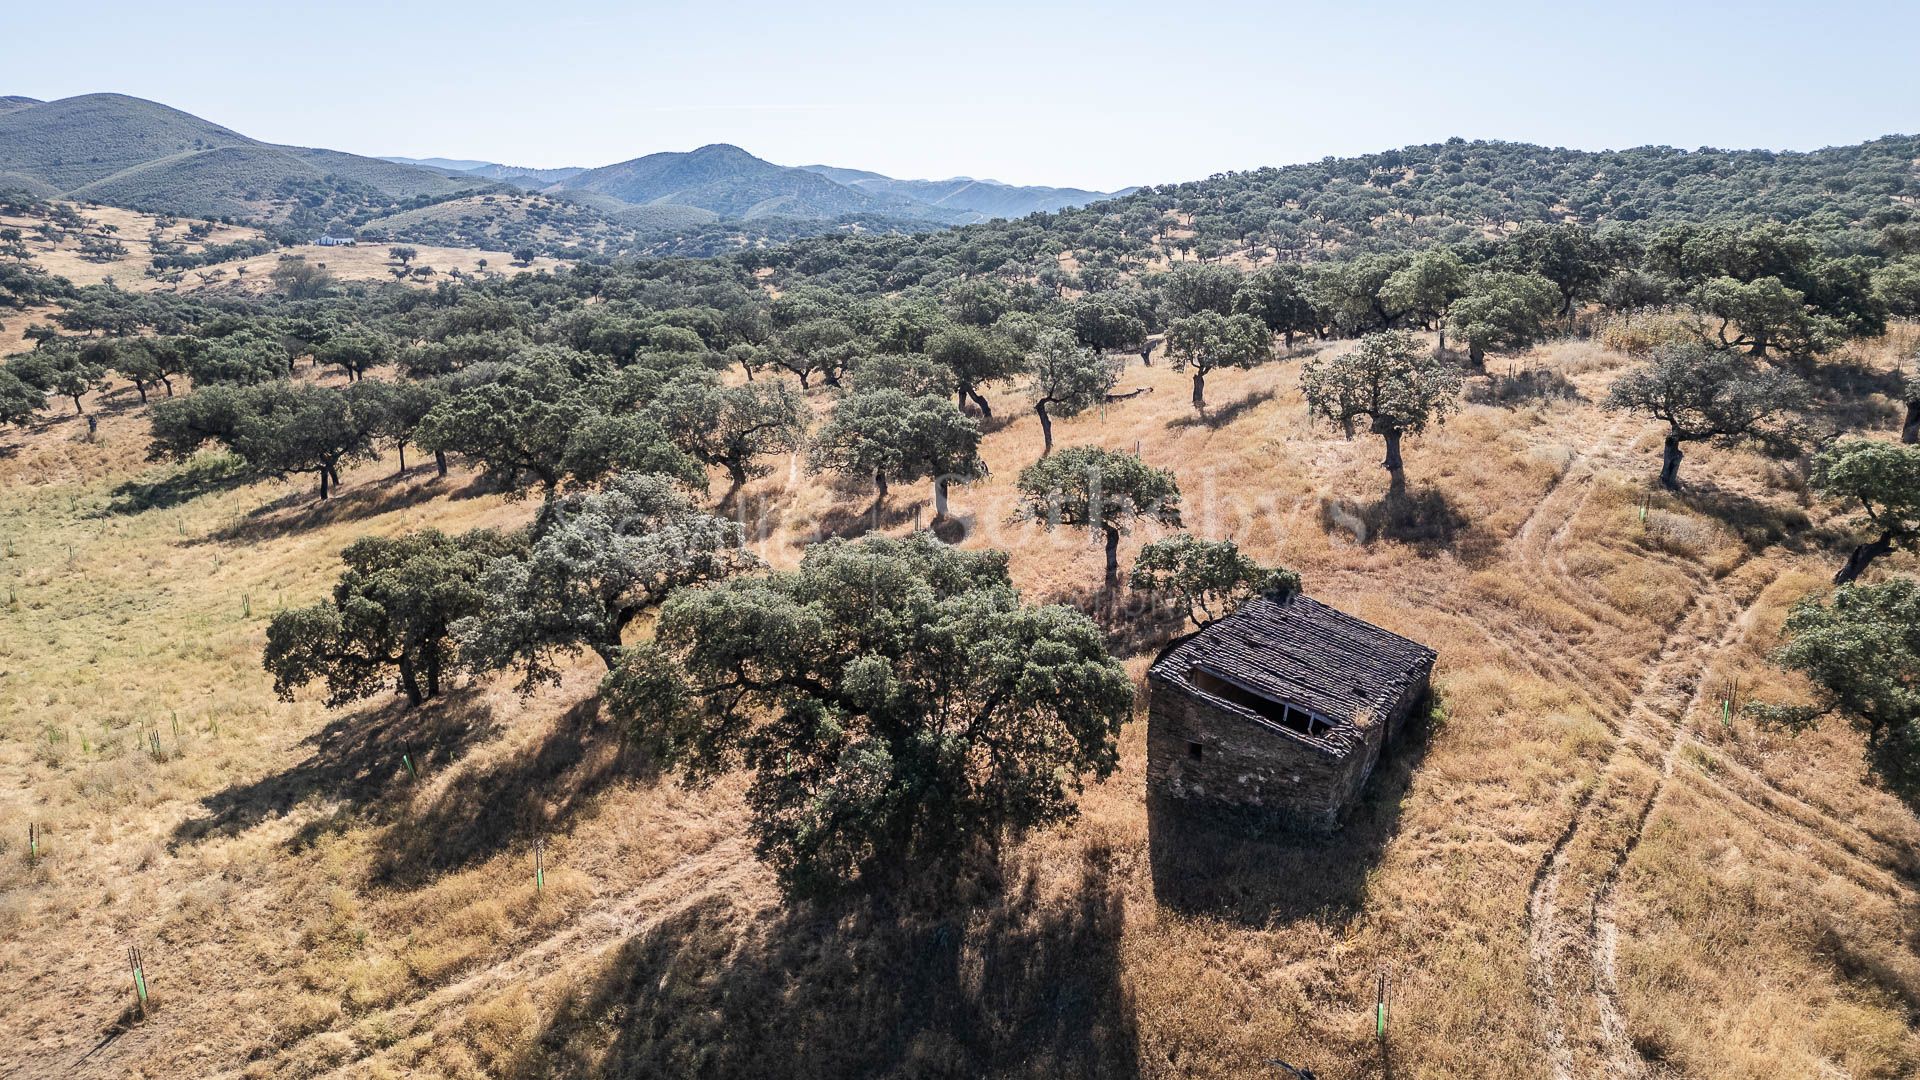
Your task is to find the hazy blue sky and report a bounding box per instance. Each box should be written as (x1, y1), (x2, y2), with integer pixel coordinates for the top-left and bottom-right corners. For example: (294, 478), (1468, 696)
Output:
(10, 1), (1917, 190)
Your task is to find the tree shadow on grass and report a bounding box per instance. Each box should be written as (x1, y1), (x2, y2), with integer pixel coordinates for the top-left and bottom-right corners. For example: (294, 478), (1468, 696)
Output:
(1320, 487), (1501, 565)
(1466, 366), (1583, 408)
(510, 845), (1140, 1080)
(1052, 584), (1191, 660)
(1148, 699), (1434, 930)
(367, 695), (646, 888)
(1813, 911), (1920, 1018)
(813, 498), (921, 542)
(1667, 484), (1815, 552)
(975, 411), (1018, 436)
(201, 472), (480, 545)
(99, 453), (252, 515)
(168, 690), (497, 849)
(1, 407), (82, 453)
(1166, 388), (1277, 431)
(1800, 355), (1908, 434)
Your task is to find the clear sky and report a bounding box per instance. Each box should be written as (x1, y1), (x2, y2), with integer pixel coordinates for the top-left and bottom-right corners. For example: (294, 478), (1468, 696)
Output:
(9, 1), (1917, 192)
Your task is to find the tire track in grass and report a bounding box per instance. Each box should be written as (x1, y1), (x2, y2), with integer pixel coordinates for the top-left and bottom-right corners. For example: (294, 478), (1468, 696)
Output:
(1586, 580), (1763, 1078)
(1524, 574), (1752, 1079)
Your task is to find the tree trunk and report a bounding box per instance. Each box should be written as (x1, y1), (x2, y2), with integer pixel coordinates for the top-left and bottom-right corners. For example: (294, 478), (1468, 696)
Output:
(1283, 329), (1294, 350)
(397, 655), (423, 706)
(1103, 524), (1121, 592)
(874, 469), (889, 502)
(424, 648), (441, 699)
(70, 395), (84, 415)
(160, 376), (174, 397)
(435, 449), (449, 477)
(1903, 400), (1918, 445)
(318, 467), (331, 500)
(397, 442), (407, 476)
(1191, 370), (1206, 411)
(1467, 340), (1485, 370)
(1436, 324), (1447, 354)
(1382, 427), (1406, 497)
(135, 383), (148, 404)
(590, 639), (621, 670)
(1659, 435), (1684, 490)
(933, 475), (949, 518)
(1036, 400), (1054, 456)
(1834, 531), (1895, 585)
(968, 388), (992, 418)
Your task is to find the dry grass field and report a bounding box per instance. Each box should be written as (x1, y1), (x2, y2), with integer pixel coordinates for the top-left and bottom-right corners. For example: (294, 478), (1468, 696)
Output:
(0, 204), (263, 288)
(0, 200), (563, 298)
(159, 243), (567, 299)
(1, 329), (1917, 1079)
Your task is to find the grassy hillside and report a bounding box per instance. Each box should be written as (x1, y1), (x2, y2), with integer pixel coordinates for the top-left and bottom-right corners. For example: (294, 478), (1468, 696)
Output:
(555, 143), (955, 223)
(1, 322), (1916, 1077)
(797, 165), (1120, 221)
(0, 93), (253, 192)
(600, 201), (718, 231)
(283, 148), (484, 202)
(0, 197), (562, 305)
(355, 192), (648, 255)
(0, 199), (265, 288)
(0, 95), (487, 236)
(461, 163), (588, 187)
(65, 145), (346, 221)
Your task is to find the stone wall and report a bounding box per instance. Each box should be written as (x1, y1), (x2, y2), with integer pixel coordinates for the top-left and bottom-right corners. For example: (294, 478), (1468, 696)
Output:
(1145, 662), (1431, 831)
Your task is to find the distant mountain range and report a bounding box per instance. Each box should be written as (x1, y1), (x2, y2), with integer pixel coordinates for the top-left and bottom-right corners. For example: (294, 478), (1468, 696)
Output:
(381, 147), (1123, 223)
(797, 165), (1130, 221)
(0, 94), (486, 226)
(383, 157), (588, 187)
(0, 93), (1126, 248)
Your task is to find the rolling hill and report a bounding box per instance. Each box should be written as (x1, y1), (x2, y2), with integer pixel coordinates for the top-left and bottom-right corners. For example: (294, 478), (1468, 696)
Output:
(382, 156), (496, 172)
(5, 109), (1920, 1079)
(798, 164), (1123, 221)
(461, 163), (588, 187)
(0, 94), (488, 229)
(550, 143), (963, 223)
(355, 191), (661, 254)
(395, 153), (1121, 223)
(0, 95), (1126, 246)
(383, 157), (590, 189)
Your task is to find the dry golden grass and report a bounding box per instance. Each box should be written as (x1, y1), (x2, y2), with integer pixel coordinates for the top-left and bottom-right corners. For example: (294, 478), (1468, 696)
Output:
(163, 243), (566, 299)
(1, 302), (61, 357)
(1, 332), (1917, 1079)
(1, 199), (564, 299)
(0, 203), (266, 288)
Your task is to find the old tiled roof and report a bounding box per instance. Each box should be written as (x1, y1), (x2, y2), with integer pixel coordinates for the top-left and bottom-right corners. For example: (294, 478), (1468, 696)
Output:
(1148, 592), (1436, 754)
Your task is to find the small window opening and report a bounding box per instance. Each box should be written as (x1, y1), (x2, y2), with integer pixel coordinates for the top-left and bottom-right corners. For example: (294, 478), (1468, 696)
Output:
(1187, 741), (1204, 761)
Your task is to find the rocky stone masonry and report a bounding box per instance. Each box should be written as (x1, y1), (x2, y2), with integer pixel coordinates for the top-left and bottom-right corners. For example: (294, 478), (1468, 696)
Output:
(1146, 593), (1435, 831)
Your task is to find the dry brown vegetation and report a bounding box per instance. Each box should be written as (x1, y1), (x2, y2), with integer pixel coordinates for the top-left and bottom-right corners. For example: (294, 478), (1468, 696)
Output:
(0, 203), (262, 288)
(2, 330), (1917, 1079)
(0, 199), (563, 300)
